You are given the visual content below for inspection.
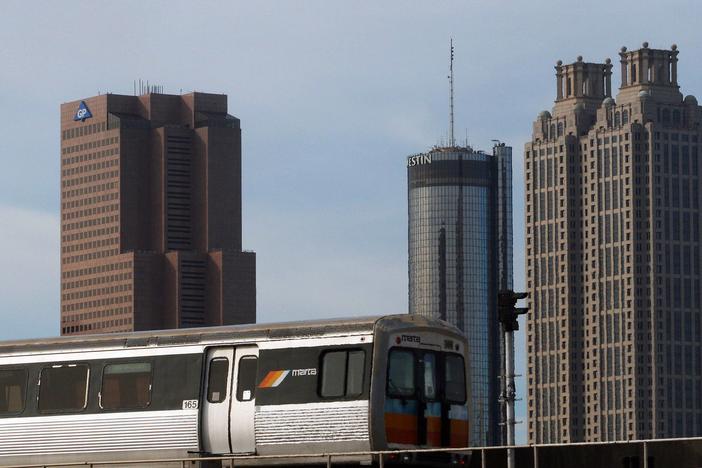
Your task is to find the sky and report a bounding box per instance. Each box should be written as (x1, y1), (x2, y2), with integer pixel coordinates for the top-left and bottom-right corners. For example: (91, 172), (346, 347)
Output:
(1, 0), (701, 444)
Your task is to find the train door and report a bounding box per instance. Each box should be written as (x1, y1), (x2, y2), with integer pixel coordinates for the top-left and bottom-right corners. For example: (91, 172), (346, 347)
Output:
(202, 347), (234, 454)
(385, 348), (419, 445)
(419, 351), (443, 446)
(229, 346), (259, 454)
(202, 346), (259, 455)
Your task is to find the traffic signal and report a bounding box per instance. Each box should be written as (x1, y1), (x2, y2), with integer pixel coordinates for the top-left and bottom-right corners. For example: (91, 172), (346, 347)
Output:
(498, 290), (529, 332)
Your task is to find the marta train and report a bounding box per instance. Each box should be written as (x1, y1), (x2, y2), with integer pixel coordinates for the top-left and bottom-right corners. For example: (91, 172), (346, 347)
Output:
(0, 315), (470, 466)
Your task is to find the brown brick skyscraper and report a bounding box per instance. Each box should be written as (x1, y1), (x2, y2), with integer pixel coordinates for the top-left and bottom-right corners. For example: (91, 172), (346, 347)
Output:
(60, 92), (256, 335)
(526, 43), (702, 443)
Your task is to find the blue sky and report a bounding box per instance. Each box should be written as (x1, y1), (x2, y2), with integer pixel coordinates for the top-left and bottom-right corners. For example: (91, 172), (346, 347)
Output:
(1, 0), (701, 444)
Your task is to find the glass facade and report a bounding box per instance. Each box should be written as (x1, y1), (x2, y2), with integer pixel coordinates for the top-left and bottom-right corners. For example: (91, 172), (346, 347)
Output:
(408, 145), (513, 447)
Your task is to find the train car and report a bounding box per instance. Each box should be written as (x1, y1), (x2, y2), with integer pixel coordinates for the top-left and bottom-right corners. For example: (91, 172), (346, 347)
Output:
(0, 314), (470, 466)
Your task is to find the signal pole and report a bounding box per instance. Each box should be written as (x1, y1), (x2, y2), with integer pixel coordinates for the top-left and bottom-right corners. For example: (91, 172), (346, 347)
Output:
(498, 290), (529, 468)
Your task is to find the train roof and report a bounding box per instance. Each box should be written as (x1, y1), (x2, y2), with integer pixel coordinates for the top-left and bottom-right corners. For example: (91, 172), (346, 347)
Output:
(0, 314), (462, 356)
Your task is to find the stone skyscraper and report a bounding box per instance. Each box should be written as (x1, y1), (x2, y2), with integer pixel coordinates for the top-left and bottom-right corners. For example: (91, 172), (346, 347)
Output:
(526, 43), (702, 443)
(60, 92), (256, 335)
(408, 143), (513, 446)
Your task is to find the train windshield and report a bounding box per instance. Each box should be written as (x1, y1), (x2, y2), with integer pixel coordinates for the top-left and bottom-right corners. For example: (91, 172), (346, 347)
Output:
(387, 348), (466, 401)
(444, 354), (466, 403)
(387, 349), (415, 397)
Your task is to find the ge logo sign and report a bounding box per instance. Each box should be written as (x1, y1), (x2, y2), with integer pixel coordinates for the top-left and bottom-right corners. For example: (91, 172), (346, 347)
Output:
(73, 101), (93, 122)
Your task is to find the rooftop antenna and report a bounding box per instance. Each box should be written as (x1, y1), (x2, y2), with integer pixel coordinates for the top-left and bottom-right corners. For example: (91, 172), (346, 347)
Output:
(449, 38), (455, 148)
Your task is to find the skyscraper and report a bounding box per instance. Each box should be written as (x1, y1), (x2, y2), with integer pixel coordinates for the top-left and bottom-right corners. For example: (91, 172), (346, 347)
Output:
(60, 91), (256, 335)
(408, 142), (513, 446)
(526, 43), (702, 444)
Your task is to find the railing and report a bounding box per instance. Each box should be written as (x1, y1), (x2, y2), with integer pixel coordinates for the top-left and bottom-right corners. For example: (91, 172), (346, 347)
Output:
(0, 446), (471, 468)
(6, 436), (702, 468)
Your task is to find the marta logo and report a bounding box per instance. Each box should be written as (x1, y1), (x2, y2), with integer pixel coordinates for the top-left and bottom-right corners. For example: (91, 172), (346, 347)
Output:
(73, 101), (93, 122)
(258, 370), (290, 388)
(258, 368), (318, 388)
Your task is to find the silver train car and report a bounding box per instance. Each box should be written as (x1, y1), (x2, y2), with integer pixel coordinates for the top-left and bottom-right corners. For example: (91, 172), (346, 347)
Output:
(0, 315), (470, 466)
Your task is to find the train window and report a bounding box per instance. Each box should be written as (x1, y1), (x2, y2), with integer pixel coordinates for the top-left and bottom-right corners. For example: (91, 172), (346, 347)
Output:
(445, 354), (466, 403)
(0, 369), (26, 414)
(422, 353), (437, 400)
(346, 350), (365, 396)
(207, 358), (229, 403)
(320, 349), (365, 398)
(320, 351), (346, 397)
(236, 356), (258, 402)
(38, 364), (89, 413)
(101, 362), (152, 410)
(387, 349), (415, 398)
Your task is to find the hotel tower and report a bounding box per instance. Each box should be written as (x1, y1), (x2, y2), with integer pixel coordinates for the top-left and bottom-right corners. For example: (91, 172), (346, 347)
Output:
(526, 43), (702, 443)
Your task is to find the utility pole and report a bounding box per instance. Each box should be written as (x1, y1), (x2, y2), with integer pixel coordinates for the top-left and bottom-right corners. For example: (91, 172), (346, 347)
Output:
(498, 290), (529, 468)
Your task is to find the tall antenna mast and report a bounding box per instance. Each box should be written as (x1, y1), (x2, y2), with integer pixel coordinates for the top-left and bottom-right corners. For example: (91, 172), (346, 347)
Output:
(449, 38), (455, 148)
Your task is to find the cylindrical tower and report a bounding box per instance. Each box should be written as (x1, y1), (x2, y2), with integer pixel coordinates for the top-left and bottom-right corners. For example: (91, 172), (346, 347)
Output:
(407, 144), (513, 447)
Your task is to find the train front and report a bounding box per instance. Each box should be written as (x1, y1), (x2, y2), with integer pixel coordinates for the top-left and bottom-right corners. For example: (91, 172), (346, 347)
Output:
(371, 315), (471, 465)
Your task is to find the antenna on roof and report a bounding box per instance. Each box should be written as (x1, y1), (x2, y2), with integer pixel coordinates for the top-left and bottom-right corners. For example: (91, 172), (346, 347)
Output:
(448, 38), (455, 148)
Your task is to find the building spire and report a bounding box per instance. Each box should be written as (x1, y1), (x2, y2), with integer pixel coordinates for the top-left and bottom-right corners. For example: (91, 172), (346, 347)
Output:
(449, 38), (455, 148)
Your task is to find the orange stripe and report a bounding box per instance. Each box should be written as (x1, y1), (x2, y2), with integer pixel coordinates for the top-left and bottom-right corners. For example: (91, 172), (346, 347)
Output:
(449, 420), (469, 447)
(426, 416), (442, 447)
(258, 370), (282, 388)
(385, 413), (418, 444)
